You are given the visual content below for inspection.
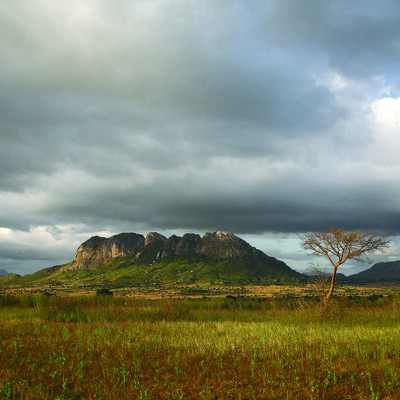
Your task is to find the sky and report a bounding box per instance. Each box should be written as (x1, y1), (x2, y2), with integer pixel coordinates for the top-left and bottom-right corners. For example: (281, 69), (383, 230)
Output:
(1, 0), (400, 276)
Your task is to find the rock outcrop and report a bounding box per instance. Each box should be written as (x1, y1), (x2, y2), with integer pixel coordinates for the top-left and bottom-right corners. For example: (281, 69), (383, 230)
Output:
(68, 230), (279, 272)
(199, 231), (253, 258)
(145, 232), (167, 246)
(144, 231), (257, 260)
(70, 233), (145, 270)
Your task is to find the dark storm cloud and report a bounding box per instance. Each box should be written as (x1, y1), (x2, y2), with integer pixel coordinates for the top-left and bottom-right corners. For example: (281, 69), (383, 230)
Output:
(1, 0), (400, 273)
(261, 0), (400, 77)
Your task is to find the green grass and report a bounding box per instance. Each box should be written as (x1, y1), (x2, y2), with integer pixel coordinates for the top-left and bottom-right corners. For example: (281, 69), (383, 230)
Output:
(1, 294), (400, 399)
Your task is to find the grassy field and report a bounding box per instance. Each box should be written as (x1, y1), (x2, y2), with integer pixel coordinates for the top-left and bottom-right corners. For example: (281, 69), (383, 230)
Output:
(1, 293), (400, 399)
(3, 281), (399, 299)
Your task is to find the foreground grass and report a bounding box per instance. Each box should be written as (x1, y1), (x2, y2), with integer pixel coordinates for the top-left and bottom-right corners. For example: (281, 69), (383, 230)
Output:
(1, 295), (400, 399)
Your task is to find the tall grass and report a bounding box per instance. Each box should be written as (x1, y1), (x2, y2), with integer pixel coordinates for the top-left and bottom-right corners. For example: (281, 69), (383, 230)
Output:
(1, 294), (400, 399)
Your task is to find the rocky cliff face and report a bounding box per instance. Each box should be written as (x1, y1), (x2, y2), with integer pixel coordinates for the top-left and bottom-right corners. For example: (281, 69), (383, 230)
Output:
(200, 231), (254, 258)
(68, 230), (263, 271)
(145, 232), (167, 246)
(146, 231), (255, 259)
(70, 233), (145, 270)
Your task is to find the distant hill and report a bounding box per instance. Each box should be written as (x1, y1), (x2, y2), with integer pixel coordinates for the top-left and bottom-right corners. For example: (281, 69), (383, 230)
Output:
(0, 231), (305, 290)
(307, 261), (400, 284)
(348, 260), (400, 283)
(307, 272), (347, 282)
(0, 269), (11, 275)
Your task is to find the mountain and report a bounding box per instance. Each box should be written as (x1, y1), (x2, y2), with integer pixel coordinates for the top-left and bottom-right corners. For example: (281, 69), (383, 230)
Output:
(305, 261), (400, 284)
(0, 231), (305, 289)
(348, 260), (400, 282)
(0, 269), (11, 275)
(68, 231), (284, 270)
(306, 272), (347, 282)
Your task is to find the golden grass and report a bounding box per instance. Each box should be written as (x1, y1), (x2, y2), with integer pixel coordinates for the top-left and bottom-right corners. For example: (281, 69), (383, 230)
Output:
(1, 294), (400, 399)
(3, 282), (400, 300)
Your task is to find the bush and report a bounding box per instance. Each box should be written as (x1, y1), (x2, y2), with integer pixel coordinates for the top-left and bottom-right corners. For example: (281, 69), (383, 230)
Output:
(96, 288), (114, 296)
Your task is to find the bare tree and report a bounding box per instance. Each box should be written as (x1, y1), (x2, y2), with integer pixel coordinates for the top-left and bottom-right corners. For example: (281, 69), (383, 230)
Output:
(300, 227), (390, 302)
(307, 263), (329, 298)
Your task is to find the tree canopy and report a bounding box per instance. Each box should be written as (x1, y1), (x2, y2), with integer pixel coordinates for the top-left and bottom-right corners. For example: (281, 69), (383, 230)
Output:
(300, 227), (390, 301)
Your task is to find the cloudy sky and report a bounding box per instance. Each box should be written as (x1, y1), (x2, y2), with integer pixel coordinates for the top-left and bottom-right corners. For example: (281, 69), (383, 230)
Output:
(1, 0), (400, 275)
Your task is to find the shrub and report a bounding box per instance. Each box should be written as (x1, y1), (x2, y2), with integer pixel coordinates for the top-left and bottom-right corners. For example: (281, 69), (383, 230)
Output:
(96, 288), (114, 296)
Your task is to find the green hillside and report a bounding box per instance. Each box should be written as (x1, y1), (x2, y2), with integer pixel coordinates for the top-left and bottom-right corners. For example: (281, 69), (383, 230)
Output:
(0, 233), (305, 291)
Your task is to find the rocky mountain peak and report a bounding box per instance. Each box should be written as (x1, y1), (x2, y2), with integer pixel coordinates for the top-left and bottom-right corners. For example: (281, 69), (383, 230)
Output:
(67, 230), (260, 271)
(175, 233), (202, 254)
(145, 232), (167, 246)
(204, 231), (238, 240)
(69, 232), (145, 271)
(200, 231), (251, 258)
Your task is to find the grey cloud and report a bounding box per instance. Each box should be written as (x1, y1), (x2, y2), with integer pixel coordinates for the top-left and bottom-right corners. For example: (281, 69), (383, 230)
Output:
(0, 247), (60, 262)
(260, 0), (400, 78)
(4, 165), (397, 236)
(1, 1), (347, 129)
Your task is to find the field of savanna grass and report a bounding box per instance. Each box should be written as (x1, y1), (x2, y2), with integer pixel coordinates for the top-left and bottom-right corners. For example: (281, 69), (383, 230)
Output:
(1, 289), (400, 399)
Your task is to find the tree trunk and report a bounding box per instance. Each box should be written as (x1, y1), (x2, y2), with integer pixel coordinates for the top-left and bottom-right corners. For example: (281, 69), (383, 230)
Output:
(326, 265), (338, 302)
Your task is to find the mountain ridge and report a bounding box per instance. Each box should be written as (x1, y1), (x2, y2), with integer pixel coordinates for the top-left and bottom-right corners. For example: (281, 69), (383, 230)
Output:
(307, 261), (400, 283)
(0, 231), (305, 289)
(0, 269), (11, 276)
(3, 231), (398, 290)
(68, 231), (277, 271)
(346, 260), (400, 282)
